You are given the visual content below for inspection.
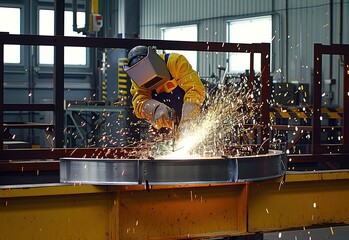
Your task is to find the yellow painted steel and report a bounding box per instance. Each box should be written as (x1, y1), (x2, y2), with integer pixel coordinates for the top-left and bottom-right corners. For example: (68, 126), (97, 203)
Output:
(295, 111), (308, 119)
(116, 184), (248, 239)
(326, 112), (341, 119)
(91, 0), (99, 14)
(248, 171), (349, 232)
(1, 171), (349, 239)
(0, 183), (249, 240)
(279, 112), (291, 118)
(0, 184), (106, 198)
(0, 185), (115, 240)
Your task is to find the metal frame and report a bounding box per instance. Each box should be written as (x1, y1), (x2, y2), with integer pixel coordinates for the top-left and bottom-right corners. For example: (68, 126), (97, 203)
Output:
(2, 34), (349, 169)
(0, 33), (270, 160)
(269, 44), (349, 168)
(313, 43), (349, 154)
(64, 105), (127, 147)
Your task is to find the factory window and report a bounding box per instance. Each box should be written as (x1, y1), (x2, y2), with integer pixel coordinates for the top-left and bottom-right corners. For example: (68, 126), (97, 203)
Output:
(0, 7), (21, 64)
(161, 24), (197, 70)
(38, 9), (86, 65)
(227, 15), (272, 74)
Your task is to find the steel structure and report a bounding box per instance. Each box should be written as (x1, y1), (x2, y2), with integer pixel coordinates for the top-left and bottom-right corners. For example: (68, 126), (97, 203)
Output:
(0, 32), (273, 189)
(2, 170), (349, 239)
(282, 43), (349, 167)
(1, 4), (349, 238)
(0, 33), (270, 153)
(313, 43), (349, 154)
(2, 36), (349, 167)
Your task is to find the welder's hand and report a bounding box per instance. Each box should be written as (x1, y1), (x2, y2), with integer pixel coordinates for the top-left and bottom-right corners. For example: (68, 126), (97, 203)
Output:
(143, 99), (174, 130)
(176, 102), (201, 138)
(153, 103), (175, 129)
(180, 102), (201, 123)
(177, 123), (188, 139)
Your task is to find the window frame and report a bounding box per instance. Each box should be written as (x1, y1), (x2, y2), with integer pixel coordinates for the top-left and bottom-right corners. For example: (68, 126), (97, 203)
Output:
(37, 7), (90, 68)
(227, 15), (272, 74)
(0, 4), (24, 66)
(161, 24), (198, 71)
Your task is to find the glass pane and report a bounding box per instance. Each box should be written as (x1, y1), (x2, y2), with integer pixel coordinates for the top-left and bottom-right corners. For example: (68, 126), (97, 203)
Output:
(161, 25), (197, 70)
(0, 7), (21, 64)
(228, 16), (272, 73)
(229, 52), (261, 74)
(38, 9), (86, 65)
(64, 11), (86, 65)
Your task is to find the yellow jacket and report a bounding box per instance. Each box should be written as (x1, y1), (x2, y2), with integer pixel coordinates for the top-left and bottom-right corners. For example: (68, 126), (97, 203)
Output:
(130, 53), (205, 119)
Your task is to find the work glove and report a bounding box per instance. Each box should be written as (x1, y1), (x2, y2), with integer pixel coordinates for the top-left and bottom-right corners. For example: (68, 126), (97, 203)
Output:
(181, 102), (201, 123)
(178, 102), (201, 135)
(143, 99), (175, 130)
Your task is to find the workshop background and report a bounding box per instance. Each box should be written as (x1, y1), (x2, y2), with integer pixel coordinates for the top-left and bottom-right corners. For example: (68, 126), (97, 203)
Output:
(1, 0), (349, 240)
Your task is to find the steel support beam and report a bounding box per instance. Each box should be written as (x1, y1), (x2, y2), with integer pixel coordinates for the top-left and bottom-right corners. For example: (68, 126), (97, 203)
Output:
(1, 171), (349, 239)
(248, 171), (349, 232)
(0, 183), (249, 240)
(313, 44), (322, 153)
(0, 185), (114, 240)
(260, 43), (271, 153)
(0, 37), (3, 152)
(343, 55), (349, 146)
(54, 0), (65, 148)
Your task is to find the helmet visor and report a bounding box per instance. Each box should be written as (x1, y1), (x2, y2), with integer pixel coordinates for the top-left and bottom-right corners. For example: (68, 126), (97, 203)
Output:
(124, 47), (171, 90)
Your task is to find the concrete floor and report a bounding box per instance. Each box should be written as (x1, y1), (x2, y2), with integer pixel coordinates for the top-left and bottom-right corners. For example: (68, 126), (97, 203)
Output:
(264, 225), (349, 240)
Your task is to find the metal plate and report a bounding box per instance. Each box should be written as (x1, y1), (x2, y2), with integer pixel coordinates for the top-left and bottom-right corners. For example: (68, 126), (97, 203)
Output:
(60, 158), (140, 185)
(142, 158), (237, 185)
(234, 150), (287, 181)
(60, 150), (286, 185)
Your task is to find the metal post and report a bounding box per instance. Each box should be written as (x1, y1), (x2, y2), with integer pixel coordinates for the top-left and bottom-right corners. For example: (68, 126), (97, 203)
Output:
(249, 52), (254, 90)
(0, 41), (4, 152)
(260, 43), (270, 153)
(54, 0), (65, 148)
(312, 44), (322, 153)
(343, 55), (349, 147)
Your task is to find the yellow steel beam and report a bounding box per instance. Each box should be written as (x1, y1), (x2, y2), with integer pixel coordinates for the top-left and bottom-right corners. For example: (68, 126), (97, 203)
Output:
(0, 184), (107, 198)
(1, 171), (349, 239)
(248, 171), (349, 232)
(116, 183), (248, 239)
(0, 185), (116, 240)
(0, 183), (249, 240)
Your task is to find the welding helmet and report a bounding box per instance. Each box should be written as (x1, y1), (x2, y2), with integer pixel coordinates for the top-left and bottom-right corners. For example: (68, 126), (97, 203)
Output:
(123, 46), (171, 90)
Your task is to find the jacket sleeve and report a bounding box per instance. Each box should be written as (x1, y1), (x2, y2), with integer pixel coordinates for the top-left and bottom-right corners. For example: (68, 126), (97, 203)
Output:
(130, 80), (152, 119)
(167, 53), (206, 106)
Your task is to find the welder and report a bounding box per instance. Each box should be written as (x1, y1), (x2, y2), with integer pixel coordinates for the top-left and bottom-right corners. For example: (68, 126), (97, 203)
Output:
(123, 46), (205, 133)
